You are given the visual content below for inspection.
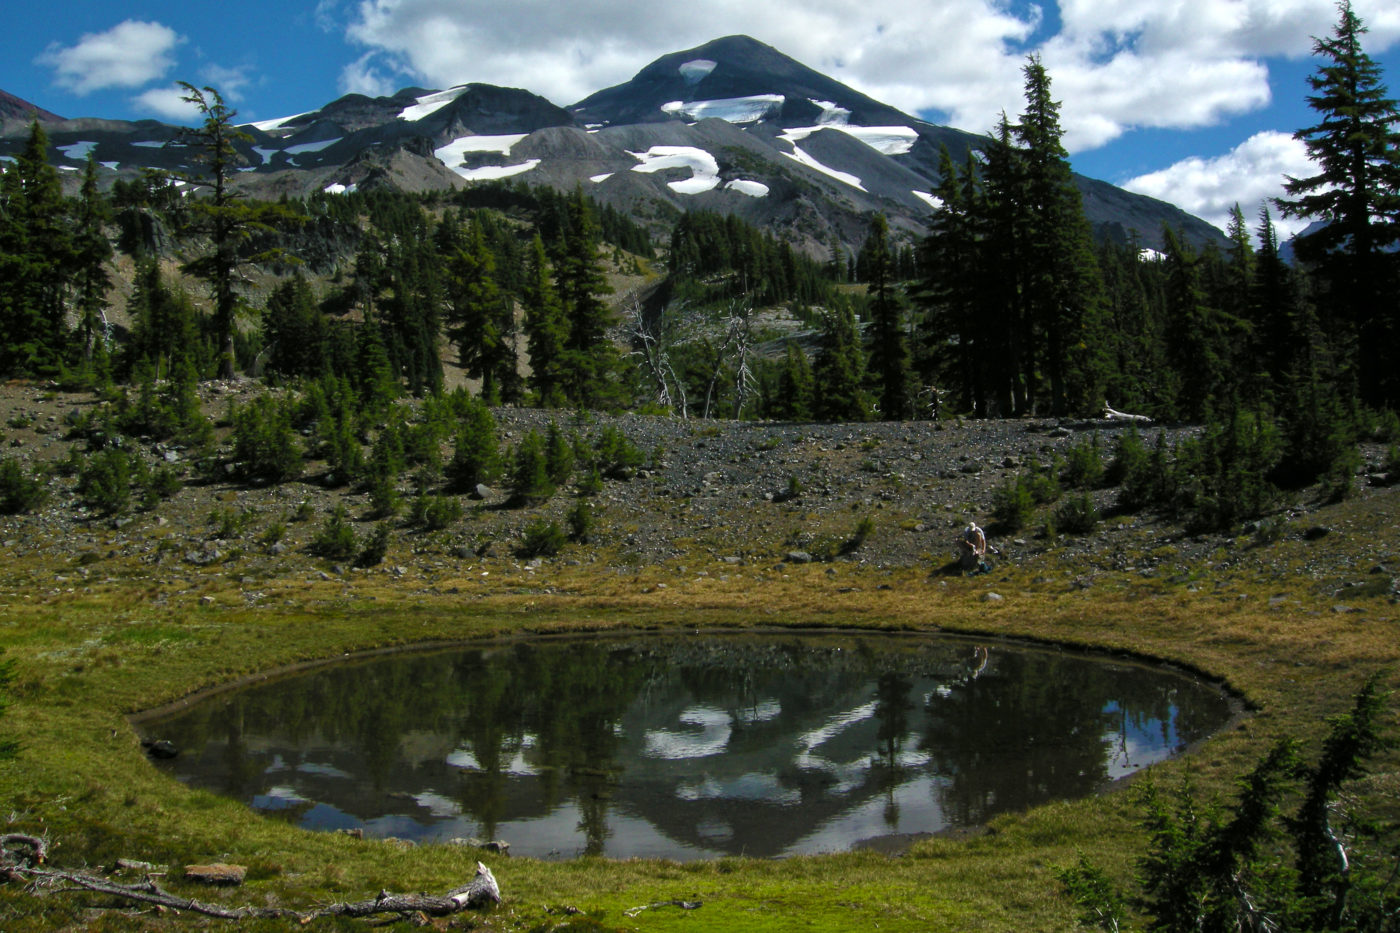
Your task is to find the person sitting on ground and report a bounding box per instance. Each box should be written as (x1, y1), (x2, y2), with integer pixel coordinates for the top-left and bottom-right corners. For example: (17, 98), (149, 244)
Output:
(957, 521), (987, 573)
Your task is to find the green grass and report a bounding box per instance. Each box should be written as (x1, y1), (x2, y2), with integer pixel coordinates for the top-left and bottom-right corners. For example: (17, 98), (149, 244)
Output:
(0, 539), (1397, 930)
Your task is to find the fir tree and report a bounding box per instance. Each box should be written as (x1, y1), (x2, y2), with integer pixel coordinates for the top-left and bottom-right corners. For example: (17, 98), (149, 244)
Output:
(555, 191), (621, 408)
(1011, 57), (1110, 416)
(73, 155), (113, 371)
(1276, 1), (1400, 406)
(813, 302), (870, 421)
(0, 120), (71, 375)
(862, 214), (915, 420)
(179, 83), (303, 378)
(521, 234), (568, 407)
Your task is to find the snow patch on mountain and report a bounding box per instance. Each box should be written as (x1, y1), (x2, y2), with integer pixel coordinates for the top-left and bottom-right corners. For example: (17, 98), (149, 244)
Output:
(661, 94), (784, 124)
(781, 123), (917, 156)
(58, 141), (98, 161)
(781, 146), (865, 191)
(248, 111), (313, 133)
(433, 133), (539, 181)
(452, 160), (541, 181)
(284, 137), (341, 155)
(398, 86), (470, 122)
(912, 191), (942, 210)
(725, 179), (769, 197)
(589, 172), (614, 183)
(324, 182), (357, 194)
(679, 59), (717, 84)
(809, 99), (852, 124)
(628, 145), (720, 194)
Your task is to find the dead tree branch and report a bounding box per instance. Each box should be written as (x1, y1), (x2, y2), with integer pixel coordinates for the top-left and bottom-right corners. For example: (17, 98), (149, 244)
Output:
(2, 841), (500, 923)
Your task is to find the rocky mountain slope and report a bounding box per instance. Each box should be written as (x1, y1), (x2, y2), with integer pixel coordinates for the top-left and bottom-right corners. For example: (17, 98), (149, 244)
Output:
(1, 382), (1394, 609)
(0, 36), (1224, 256)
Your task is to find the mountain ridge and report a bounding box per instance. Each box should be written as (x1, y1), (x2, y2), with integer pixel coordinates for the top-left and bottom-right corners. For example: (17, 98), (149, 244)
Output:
(0, 35), (1226, 255)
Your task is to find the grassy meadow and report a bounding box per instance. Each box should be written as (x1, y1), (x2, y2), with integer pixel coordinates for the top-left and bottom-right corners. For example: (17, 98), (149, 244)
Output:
(1, 519), (1397, 931)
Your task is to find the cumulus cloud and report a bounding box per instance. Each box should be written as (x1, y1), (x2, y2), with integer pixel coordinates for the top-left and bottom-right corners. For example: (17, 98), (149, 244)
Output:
(38, 20), (183, 95)
(339, 0), (1398, 154)
(339, 52), (400, 98)
(1121, 131), (1317, 240)
(132, 85), (203, 122)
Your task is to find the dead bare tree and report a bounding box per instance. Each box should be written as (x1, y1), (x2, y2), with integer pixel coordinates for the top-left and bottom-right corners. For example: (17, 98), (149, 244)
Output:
(701, 299), (754, 420)
(625, 294), (688, 418)
(1, 834), (501, 923)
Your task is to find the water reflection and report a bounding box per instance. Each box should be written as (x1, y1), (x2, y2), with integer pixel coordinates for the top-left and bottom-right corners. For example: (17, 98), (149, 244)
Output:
(139, 633), (1232, 859)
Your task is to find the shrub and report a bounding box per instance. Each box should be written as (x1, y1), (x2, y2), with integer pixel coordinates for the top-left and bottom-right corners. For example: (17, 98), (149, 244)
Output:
(0, 458), (47, 514)
(446, 400), (501, 492)
(310, 504), (357, 560)
(230, 395), (302, 483)
(545, 422), (574, 486)
(356, 522), (392, 567)
(516, 518), (566, 558)
(841, 516), (876, 554)
(410, 494), (463, 530)
(1105, 426), (1148, 488)
(1055, 493), (1099, 535)
(1061, 434), (1105, 489)
(77, 449), (132, 515)
(992, 475), (1035, 532)
(593, 425), (644, 479)
(567, 500), (594, 542)
(509, 430), (555, 506)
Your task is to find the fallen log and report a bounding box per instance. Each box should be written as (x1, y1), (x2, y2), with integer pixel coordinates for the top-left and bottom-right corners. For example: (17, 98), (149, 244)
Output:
(2, 841), (500, 923)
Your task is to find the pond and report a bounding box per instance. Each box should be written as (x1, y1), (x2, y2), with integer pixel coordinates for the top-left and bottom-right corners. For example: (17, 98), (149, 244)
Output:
(137, 632), (1235, 860)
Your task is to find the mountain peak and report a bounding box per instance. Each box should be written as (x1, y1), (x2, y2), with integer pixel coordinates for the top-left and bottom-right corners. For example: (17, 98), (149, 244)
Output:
(0, 89), (64, 130)
(570, 34), (907, 129)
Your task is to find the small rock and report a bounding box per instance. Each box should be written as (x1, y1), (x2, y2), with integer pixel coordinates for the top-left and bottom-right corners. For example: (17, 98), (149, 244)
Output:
(785, 551), (813, 564)
(184, 863), (246, 886)
(1303, 526), (1332, 541)
(982, 592), (1004, 602)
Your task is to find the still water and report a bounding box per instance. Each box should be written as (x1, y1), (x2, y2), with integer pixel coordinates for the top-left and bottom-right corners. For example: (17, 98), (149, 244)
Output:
(139, 632), (1234, 860)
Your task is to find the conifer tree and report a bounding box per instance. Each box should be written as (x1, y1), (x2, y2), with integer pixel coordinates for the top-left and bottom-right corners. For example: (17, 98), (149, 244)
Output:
(0, 120), (71, 375)
(179, 83), (303, 378)
(1276, 1), (1400, 406)
(445, 217), (515, 404)
(813, 302), (869, 421)
(862, 214), (915, 420)
(521, 235), (569, 408)
(73, 155), (113, 371)
(1011, 57), (1110, 416)
(555, 191), (621, 408)
(773, 342), (814, 421)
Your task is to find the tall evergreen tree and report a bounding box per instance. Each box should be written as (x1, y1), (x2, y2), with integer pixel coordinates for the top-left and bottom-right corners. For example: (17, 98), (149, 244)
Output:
(73, 154), (113, 371)
(1276, 1), (1400, 406)
(521, 234), (569, 408)
(862, 214), (915, 420)
(554, 191), (621, 408)
(445, 216), (516, 404)
(813, 302), (869, 421)
(1011, 57), (1110, 416)
(0, 121), (71, 375)
(179, 83), (302, 378)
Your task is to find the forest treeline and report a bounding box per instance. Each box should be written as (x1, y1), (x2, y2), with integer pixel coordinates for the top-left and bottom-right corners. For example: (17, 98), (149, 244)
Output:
(0, 3), (1397, 532)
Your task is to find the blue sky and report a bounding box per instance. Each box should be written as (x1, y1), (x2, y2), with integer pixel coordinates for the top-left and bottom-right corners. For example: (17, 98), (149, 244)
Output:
(3, 0), (1398, 239)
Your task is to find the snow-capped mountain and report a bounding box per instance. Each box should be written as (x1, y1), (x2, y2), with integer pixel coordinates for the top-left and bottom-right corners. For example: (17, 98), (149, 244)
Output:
(0, 35), (1224, 254)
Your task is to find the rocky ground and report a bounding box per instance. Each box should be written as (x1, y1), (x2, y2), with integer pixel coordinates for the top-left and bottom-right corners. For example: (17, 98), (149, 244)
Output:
(1, 380), (1397, 604)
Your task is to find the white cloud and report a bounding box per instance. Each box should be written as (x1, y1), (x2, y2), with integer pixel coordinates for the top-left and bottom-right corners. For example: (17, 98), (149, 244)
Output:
(201, 65), (254, 102)
(339, 0), (1398, 155)
(339, 52), (400, 98)
(39, 20), (183, 95)
(132, 85), (203, 122)
(1121, 131), (1317, 240)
